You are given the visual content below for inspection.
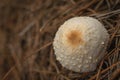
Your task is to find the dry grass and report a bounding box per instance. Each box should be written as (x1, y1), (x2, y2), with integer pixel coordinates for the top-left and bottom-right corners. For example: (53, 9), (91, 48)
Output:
(0, 0), (120, 80)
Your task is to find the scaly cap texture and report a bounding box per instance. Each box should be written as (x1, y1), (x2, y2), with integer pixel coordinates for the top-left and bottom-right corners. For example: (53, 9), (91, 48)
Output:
(53, 17), (109, 72)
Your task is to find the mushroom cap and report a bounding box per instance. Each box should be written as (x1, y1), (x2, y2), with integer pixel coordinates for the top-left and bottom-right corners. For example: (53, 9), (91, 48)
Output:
(53, 17), (109, 72)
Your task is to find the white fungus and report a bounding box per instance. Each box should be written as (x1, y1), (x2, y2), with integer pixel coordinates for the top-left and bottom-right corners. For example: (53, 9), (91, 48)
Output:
(53, 16), (109, 72)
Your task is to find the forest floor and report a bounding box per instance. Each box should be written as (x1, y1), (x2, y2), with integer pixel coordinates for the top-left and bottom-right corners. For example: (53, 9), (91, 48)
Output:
(0, 0), (120, 80)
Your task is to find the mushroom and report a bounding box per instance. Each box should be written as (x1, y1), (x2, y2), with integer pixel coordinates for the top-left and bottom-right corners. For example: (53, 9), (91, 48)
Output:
(53, 17), (109, 72)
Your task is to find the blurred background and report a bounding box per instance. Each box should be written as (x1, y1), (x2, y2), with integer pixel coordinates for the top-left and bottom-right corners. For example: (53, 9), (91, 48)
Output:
(0, 0), (120, 80)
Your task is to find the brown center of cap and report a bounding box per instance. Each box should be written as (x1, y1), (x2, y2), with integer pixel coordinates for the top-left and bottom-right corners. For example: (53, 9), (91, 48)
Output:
(66, 30), (84, 47)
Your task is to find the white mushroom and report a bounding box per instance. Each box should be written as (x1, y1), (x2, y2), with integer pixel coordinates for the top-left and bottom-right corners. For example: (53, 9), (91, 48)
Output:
(53, 17), (109, 72)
